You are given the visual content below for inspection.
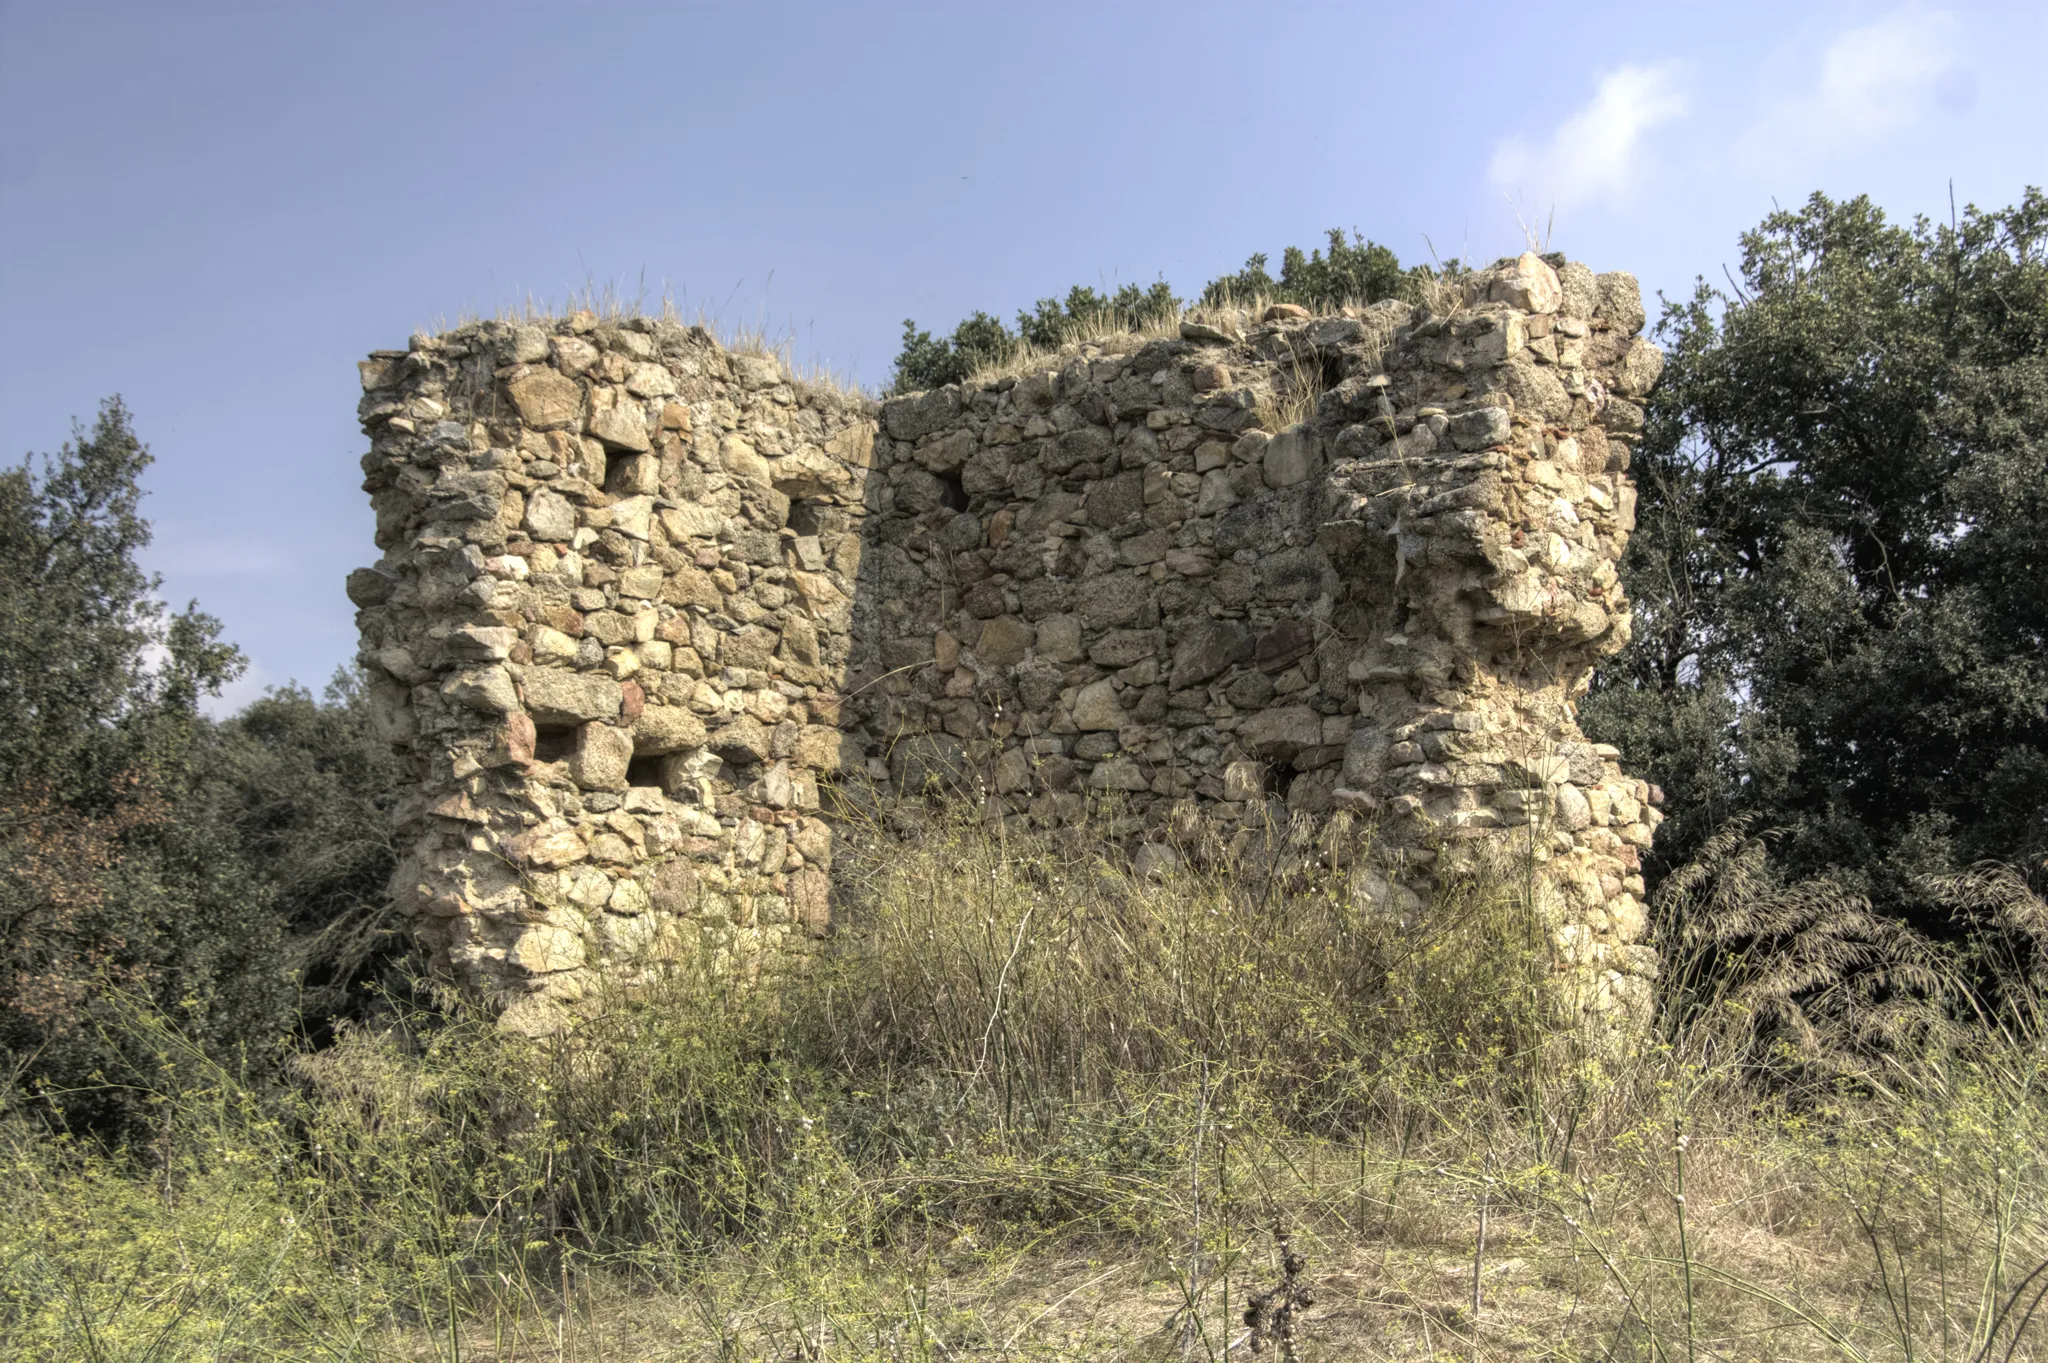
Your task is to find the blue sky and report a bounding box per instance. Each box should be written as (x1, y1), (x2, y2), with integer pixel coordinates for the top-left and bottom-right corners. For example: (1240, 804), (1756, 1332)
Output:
(1, 0), (2041, 712)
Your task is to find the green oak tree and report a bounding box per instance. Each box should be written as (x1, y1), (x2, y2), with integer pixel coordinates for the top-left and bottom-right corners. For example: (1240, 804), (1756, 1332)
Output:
(1583, 189), (2048, 922)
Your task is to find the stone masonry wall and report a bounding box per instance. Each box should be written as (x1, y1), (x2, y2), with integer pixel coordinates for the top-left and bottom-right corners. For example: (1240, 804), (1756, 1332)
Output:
(851, 252), (1667, 1023)
(351, 316), (873, 1035)
(350, 252), (1666, 1034)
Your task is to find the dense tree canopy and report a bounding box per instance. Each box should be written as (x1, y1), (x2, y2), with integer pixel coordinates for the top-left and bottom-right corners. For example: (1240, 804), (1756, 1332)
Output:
(0, 400), (240, 801)
(1583, 189), (2048, 916)
(0, 403), (400, 1134)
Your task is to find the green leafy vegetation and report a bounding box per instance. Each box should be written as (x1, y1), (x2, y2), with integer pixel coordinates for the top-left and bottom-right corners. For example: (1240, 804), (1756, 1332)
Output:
(0, 399), (241, 800)
(2, 809), (2043, 1358)
(0, 401), (401, 1137)
(1583, 189), (2048, 939)
(893, 282), (1183, 394)
(888, 229), (1444, 393)
(1197, 229), (1417, 312)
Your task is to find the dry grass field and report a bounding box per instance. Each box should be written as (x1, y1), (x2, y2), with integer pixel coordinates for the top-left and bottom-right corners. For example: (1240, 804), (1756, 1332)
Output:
(5, 802), (2043, 1361)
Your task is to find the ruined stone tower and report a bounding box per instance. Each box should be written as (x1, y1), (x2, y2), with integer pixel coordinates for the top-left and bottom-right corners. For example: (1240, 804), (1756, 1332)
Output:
(351, 252), (1664, 1035)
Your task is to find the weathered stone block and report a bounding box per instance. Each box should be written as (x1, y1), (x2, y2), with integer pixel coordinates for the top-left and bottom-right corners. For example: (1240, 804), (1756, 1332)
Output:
(890, 733), (968, 793)
(617, 565), (664, 599)
(523, 669), (622, 724)
(567, 723), (633, 791)
(587, 386), (652, 452)
(507, 370), (581, 429)
(993, 747), (1032, 793)
(524, 489), (577, 541)
(1262, 427), (1319, 487)
(661, 504), (725, 540)
(725, 626), (777, 671)
(1222, 760), (1264, 801)
(1089, 629), (1156, 667)
(882, 388), (958, 442)
(1613, 337), (1665, 397)
(633, 705), (707, 755)
(711, 715), (772, 765)
(1596, 271), (1647, 336)
(1086, 471), (1144, 527)
(1090, 757), (1149, 790)
(345, 567), (395, 606)
(1492, 252), (1562, 314)
(1071, 679), (1127, 731)
(1237, 706), (1322, 758)
(1034, 614), (1083, 662)
(443, 665), (519, 714)
(1076, 574), (1149, 629)
(1447, 406), (1511, 451)
(1169, 621), (1251, 689)
(976, 615), (1034, 667)
(512, 828), (586, 869)
(509, 925), (585, 974)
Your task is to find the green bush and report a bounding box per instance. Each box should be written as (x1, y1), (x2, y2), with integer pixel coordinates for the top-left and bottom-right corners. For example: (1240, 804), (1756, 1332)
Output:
(887, 228), (1438, 393)
(890, 281), (1183, 395)
(1198, 228), (1418, 311)
(0, 403), (401, 1139)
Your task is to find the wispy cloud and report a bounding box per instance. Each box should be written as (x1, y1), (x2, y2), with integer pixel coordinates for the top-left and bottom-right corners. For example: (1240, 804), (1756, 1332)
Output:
(148, 533), (286, 576)
(137, 614), (269, 718)
(1744, 8), (1971, 154)
(1488, 63), (1690, 215)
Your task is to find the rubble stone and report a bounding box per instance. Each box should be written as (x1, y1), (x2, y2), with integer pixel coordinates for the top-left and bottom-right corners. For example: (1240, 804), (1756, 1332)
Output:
(352, 252), (1664, 1031)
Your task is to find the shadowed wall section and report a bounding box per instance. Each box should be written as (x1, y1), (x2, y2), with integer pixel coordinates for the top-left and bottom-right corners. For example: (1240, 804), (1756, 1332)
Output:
(350, 252), (1664, 1035)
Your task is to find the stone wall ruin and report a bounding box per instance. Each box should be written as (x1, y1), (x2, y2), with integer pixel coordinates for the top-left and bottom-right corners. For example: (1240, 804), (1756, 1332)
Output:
(350, 252), (1666, 1035)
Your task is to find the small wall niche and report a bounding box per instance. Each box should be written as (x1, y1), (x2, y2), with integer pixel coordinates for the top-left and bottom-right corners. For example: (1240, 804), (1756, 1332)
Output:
(533, 725), (577, 763)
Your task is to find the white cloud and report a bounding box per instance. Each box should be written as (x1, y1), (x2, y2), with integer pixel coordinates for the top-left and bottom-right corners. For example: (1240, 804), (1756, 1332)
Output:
(1488, 63), (1690, 214)
(201, 663), (273, 720)
(1746, 8), (1969, 153)
(1816, 9), (1964, 133)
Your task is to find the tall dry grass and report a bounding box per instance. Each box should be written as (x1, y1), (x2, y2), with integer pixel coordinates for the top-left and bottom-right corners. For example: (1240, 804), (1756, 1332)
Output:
(429, 274), (865, 401)
(961, 302), (1188, 389)
(2, 802), (2043, 1360)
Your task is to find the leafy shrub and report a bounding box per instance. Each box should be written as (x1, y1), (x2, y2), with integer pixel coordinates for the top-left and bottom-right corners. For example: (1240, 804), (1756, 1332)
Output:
(890, 310), (1015, 393)
(887, 228), (1474, 392)
(890, 281), (1182, 394)
(1198, 228), (1416, 311)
